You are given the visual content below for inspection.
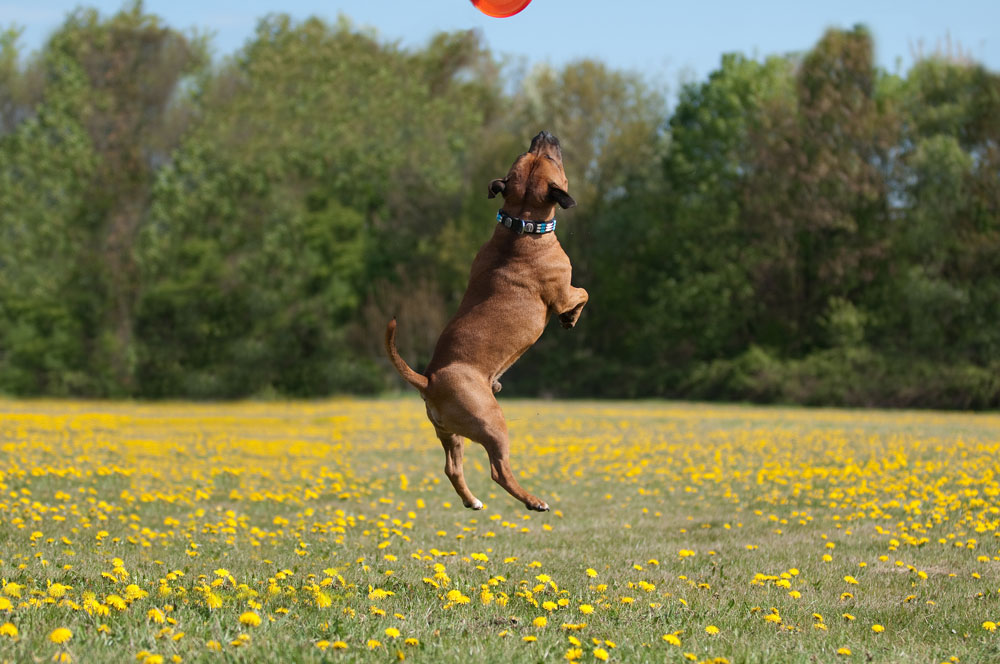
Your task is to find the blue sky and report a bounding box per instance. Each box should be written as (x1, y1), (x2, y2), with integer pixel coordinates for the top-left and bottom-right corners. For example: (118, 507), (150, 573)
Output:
(3, 1), (998, 89)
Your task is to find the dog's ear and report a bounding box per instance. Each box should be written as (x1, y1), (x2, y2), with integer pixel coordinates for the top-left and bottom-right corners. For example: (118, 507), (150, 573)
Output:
(550, 185), (576, 209)
(487, 179), (506, 199)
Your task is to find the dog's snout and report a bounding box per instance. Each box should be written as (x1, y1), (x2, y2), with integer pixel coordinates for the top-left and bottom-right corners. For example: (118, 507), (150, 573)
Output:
(529, 130), (560, 152)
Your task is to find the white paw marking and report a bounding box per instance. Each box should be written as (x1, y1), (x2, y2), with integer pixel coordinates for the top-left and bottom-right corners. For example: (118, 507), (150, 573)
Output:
(470, 499), (483, 510)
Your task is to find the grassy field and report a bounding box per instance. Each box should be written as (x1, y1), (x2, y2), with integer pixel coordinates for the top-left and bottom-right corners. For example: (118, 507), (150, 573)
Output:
(0, 398), (998, 664)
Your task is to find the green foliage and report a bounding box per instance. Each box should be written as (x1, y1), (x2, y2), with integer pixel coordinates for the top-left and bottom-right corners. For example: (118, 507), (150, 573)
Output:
(0, 9), (998, 407)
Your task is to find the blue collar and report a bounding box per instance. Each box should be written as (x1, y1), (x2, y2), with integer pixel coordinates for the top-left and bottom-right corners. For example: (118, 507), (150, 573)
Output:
(497, 210), (556, 235)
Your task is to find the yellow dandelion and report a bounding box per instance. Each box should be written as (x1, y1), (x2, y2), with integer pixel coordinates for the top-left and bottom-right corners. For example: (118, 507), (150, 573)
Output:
(982, 621), (996, 632)
(0, 622), (18, 638)
(579, 604), (594, 615)
(837, 647), (852, 656)
(705, 625), (720, 635)
(48, 583), (71, 599)
(871, 624), (885, 633)
(522, 635), (537, 643)
(662, 634), (681, 647)
(367, 639), (383, 650)
(385, 627), (400, 639)
(148, 608), (166, 624)
(50, 628), (73, 644)
(239, 611), (261, 627)
(844, 576), (859, 585)
(533, 616), (547, 628)
(586, 569), (598, 578)
(594, 647), (609, 661)
(332, 641), (348, 649)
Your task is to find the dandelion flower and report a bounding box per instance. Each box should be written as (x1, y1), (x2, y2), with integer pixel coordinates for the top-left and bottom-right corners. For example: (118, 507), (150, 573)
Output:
(332, 641), (348, 649)
(705, 625), (720, 635)
(662, 634), (681, 647)
(522, 635), (537, 643)
(586, 569), (598, 578)
(367, 639), (383, 649)
(594, 647), (609, 661)
(837, 647), (852, 656)
(871, 624), (885, 633)
(844, 576), (859, 585)
(385, 627), (400, 639)
(0, 622), (17, 638)
(579, 604), (594, 615)
(48, 583), (71, 599)
(983, 621), (997, 632)
(237, 611), (260, 627)
(49, 628), (73, 644)
(533, 616), (547, 628)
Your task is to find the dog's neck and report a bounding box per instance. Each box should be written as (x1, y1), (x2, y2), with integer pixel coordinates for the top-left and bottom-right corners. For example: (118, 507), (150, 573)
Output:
(496, 210), (557, 236)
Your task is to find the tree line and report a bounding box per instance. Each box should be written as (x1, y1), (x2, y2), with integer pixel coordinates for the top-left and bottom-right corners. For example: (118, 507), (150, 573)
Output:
(1, 4), (998, 407)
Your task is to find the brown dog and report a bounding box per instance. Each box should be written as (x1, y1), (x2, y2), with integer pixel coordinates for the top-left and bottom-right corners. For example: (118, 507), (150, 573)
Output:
(385, 131), (587, 511)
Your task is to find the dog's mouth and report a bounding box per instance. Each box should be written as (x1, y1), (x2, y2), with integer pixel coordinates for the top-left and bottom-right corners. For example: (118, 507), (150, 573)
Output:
(529, 131), (562, 157)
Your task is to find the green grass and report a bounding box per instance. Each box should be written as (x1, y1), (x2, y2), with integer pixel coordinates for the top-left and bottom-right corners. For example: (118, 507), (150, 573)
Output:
(0, 398), (998, 663)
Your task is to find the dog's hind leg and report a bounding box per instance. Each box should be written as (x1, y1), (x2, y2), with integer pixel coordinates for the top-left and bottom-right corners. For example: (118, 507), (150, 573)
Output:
(460, 399), (548, 512)
(484, 434), (548, 511)
(427, 368), (546, 511)
(436, 428), (483, 510)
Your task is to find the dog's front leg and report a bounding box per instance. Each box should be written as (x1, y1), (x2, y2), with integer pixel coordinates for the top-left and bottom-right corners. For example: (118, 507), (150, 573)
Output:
(556, 287), (588, 329)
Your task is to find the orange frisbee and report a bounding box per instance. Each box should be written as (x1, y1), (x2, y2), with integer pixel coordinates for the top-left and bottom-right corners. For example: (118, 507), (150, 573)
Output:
(470, 0), (532, 18)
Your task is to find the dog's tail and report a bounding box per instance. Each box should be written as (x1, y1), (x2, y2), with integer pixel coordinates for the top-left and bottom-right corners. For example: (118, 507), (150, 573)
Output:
(385, 318), (429, 392)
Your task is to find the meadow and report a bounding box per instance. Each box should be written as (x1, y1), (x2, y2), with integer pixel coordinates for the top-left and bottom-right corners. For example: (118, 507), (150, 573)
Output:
(0, 397), (997, 664)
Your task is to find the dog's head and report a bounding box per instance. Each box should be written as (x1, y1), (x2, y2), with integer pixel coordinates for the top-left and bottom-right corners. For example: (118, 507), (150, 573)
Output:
(488, 131), (575, 220)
